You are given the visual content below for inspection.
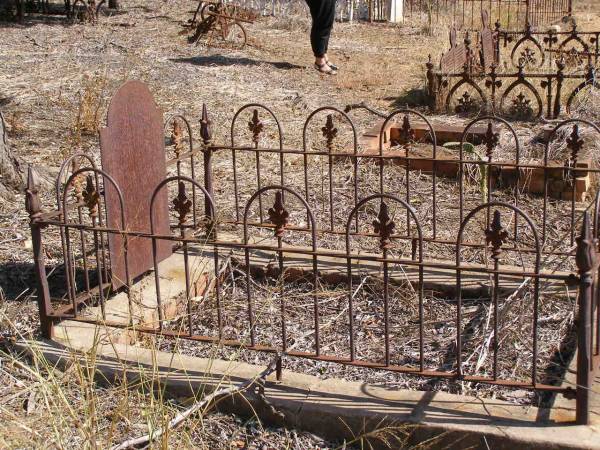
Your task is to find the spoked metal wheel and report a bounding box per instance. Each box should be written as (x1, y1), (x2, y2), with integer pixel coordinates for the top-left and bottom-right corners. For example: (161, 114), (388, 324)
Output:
(224, 22), (247, 49)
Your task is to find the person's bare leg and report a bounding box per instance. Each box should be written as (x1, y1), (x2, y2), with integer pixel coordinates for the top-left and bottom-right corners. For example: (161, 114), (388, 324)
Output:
(323, 53), (338, 70)
(314, 55), (335, 73)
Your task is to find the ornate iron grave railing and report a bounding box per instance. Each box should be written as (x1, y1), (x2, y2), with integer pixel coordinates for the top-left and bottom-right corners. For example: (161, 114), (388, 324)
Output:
(427, 16), (600, 120)
(27, 84), (600, 425)
(9, 0), (109, 23)
(403, 0), (572, 31)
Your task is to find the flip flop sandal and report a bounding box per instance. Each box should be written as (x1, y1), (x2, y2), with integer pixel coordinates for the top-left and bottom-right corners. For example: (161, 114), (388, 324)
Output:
(314, 62), (337, 75)
(326, 61), (339, 71)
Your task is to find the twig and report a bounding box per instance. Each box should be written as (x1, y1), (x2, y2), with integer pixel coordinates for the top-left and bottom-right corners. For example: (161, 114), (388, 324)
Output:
(110, 354), (281, 450)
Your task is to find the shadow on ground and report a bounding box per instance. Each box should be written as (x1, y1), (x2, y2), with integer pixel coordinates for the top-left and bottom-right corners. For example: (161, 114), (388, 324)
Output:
(387, 87), (430, 110)
(171, 55), (305, 70)
(0, 262), (94, 302)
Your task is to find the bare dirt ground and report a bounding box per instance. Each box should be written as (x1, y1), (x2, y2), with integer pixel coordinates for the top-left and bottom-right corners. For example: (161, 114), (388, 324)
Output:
(1, 1), (600, 448)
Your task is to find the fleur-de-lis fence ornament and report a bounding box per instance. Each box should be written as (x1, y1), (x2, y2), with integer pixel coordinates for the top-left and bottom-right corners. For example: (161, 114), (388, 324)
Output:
(82, 175), (100, 219)
(520, 47), (537, 66)
(566, 124), (584, 166)
(248, 109), (264, 145)
(543, 32), (558, 46)
(391, 115), (415, 146)
(483, 122), (499, 159)
(372, 201), (395, 250)
(485, 210), (508, 260)
(267, 191), (289, 237)
(171, 120), (184, 158)
(399, 114), (415, 144)
(564, 124), (584, 184)
(173, 181), (192, 226)
(509, 92), (533, 120)
(456, 91), (475, 114)
(321, 114), (338, 152)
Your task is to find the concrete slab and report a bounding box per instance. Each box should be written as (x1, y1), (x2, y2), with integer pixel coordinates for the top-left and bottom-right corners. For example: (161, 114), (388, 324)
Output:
(200, 239), (572, 298)
(17, 336), (600, 450)
(55, 246), (216, 342)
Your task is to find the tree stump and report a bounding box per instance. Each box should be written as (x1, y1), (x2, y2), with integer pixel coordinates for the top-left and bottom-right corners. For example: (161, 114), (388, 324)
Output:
(0, 111), (25, 199)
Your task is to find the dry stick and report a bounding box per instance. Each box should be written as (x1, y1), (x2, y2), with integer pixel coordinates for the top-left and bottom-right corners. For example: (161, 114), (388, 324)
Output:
(110, 355), (280, 450)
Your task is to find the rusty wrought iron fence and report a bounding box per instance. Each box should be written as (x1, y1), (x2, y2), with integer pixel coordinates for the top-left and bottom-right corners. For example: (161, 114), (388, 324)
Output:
(27, 105), (600, 425)
(497, 22), (600, 70)
(427, 20), (600, 120)
(404, 0), (572, 30)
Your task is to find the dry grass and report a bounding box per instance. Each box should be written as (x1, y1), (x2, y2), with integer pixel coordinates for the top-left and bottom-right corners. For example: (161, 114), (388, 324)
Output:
(70, 74), (107, 148)
(0, 313), (347, 449)
(1, 1), (600, 447)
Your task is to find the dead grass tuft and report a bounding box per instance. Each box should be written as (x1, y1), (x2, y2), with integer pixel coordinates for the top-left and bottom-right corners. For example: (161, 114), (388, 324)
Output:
(69, 74), (107, 148)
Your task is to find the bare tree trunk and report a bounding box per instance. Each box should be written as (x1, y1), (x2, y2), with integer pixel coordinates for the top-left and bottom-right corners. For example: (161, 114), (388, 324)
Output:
(0, 112), (24, 198)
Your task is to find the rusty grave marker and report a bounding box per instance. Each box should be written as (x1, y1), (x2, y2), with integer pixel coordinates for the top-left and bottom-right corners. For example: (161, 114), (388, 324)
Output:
(480, 10), (496, 72)
(440, 28), (467, 73)
(100, 80), (172, 289)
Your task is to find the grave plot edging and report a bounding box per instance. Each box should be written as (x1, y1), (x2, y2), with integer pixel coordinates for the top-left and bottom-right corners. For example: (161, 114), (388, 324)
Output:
(15, 334), (600, 450)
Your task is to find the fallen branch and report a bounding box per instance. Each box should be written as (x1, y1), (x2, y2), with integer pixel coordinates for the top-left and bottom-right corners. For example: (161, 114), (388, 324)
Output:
(110, 355), (281, 450)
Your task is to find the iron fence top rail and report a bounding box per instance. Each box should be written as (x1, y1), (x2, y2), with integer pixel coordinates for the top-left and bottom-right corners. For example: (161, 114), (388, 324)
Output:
(39, 215), (580, 258)
(33, 219), (576, 281)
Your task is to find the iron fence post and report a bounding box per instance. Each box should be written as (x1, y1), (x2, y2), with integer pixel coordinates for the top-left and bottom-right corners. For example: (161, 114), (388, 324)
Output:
(575, 212), (596, 425)
(25, 167), (53, 339)
(200, 103), (214, 219)
(426, 55), (437, 112)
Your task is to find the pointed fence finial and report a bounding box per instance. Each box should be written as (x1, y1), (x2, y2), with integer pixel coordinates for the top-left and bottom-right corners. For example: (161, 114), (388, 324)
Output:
(200, 103), (212, 144)
(25, 165), (41, 220)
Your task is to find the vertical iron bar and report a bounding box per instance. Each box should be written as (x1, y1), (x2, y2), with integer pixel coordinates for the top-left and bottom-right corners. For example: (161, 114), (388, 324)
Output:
(493, 257), (499, 380)
(347, 253), (355, 361)
(245, 246), (256, 347)
(76, 207), (91, 295)
(26, 168), (53, 338)
(152, 236), (164, 329)
(575, 212), (595, 425)
(201, 105), (214, 220)
(214, 247), (222, 340)
(278, 236), (286, 351)
(182, 226), (192, 335)
(91, 217), (106, 320)
(313, 252), (320, 356)
(383, 248), (390, 366)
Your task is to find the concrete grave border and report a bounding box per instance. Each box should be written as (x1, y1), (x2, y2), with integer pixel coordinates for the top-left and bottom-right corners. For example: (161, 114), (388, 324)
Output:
(25, 244), (600, 450)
